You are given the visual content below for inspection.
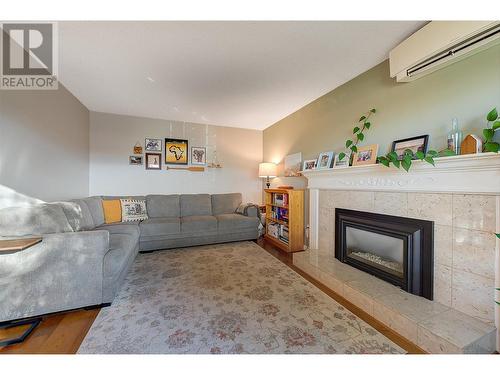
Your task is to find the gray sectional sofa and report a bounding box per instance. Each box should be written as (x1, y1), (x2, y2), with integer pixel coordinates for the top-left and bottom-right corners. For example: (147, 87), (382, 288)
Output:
(0, 193), (259, 323)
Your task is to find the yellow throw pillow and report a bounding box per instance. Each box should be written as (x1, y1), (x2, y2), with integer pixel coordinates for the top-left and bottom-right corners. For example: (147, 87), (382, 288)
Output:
(102, 200), (122, 224)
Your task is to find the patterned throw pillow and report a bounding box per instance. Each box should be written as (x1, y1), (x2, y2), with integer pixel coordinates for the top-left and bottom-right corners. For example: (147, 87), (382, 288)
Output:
(120, 199), (148, 222)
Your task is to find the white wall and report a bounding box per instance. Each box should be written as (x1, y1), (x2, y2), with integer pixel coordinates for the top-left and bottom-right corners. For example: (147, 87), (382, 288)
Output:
(0, 85), (90, 207)
(89, 112), (263, 203)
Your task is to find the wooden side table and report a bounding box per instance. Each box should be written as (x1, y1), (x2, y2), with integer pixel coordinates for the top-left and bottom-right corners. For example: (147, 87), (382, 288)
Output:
(0, 237), (42, 347)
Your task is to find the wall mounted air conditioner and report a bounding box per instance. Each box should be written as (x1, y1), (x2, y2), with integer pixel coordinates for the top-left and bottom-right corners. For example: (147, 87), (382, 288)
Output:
(389, 21), (500, 82)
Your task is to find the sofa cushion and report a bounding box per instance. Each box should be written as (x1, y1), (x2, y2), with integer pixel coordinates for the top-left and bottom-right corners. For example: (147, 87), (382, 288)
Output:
(102, 199), (122, 224)
(0, 204), (73, 236)
(180, 194), (212, 217)
(104, 234), (137, 278)
(211, 193), (242, 215)
(146, 195), (180, 218)
(51, 202), (85, 232)
(181, 215), (217, 233)
(97, 222), (140, 238)
(140, 217), (180, 237)
(216, 214), (259, 232)
(70, 199), (95, 230)
(83, 197), (105, 227)
(120, 199), (148, 222)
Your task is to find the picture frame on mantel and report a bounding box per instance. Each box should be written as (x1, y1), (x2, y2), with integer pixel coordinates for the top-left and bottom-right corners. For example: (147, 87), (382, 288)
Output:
(352, 144), (378, 166)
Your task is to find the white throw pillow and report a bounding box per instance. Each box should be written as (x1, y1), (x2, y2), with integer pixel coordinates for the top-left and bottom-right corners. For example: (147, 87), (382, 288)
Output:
(120, 199), (148, 222)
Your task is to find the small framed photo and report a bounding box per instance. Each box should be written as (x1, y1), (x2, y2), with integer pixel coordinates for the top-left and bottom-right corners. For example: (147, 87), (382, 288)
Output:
(165, 138), (188, 165)
(191, 146), (206, 165)
(316, 151), (334, 169)
(145, 153), (162, 170)
(302, 159), (317, 171)
(333, 153), (349, 168)
(145, 138), (162, 152)
(391, 135), (429, 160)
(129, 155), (143, 165)
(352, 144), (379, 166)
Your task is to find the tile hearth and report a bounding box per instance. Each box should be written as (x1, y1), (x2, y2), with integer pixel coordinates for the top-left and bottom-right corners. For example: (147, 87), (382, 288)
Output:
(293, 249), (496, 353)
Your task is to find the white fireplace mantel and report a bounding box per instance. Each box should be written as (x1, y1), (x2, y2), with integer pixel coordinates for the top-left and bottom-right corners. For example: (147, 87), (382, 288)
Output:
(302, 152), (500, 194)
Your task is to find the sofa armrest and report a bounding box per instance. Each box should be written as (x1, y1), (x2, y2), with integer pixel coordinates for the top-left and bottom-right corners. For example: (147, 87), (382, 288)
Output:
(236, 203), (260, 219)
(0, 230), (110, 322)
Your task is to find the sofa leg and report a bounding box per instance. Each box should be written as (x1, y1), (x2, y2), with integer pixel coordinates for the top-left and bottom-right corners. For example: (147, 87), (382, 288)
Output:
(0, 318), (41, 348)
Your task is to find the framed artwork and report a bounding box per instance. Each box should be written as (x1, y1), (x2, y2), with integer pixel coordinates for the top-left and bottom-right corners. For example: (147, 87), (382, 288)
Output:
(391, 135), (429, 160)
(191, 146), (206, 165)
(333, 153), (349, 168)
(284, 152), (302, 176)
(145, 138), (162, 152)
(302, 159), (317, 171)
(352, 144), (379, 166)
(316, 151), (335, 169)
(165, 138), (188, 165)
(145, 153), (162, 170)
(129, 155), (143, 165)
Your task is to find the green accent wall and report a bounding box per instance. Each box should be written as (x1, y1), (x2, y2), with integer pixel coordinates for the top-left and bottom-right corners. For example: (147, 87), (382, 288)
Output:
(263, 44), (500, 166)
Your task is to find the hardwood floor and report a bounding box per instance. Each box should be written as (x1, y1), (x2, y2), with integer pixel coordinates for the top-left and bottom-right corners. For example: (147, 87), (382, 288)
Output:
(0, 239), (425, 354)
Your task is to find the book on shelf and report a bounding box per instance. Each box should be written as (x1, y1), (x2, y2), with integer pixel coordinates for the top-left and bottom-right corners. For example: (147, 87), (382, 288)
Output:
(272, 193), (288, 206)
(270, 206), (288, 222)
(267, 222), (289, 244)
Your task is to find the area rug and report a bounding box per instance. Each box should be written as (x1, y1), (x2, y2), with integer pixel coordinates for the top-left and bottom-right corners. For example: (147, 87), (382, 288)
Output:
(78, 241), (405, 354)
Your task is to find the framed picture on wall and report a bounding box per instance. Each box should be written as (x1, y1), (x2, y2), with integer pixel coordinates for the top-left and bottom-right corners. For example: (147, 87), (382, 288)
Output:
(145, 138), (162, 152)
(129, 155), (143, 165)
(145, 153), (162, 170)
(191, 146), (206, 165)
(165, 138), (188, 165)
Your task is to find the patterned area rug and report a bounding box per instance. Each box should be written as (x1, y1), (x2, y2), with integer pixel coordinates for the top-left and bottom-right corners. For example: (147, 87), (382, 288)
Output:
(78, 241), (405, 354)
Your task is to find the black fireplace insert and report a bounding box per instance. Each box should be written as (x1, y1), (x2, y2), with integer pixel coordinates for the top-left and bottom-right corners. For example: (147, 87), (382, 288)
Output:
(335, 208), (434, 300)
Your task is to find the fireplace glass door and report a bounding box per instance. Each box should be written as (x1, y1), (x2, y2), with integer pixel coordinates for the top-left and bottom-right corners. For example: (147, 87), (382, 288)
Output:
(345, 226), (405, 278)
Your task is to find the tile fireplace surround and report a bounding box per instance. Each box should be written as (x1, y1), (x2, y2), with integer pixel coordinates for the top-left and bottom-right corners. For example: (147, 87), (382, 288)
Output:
(298, 153), (500, 353)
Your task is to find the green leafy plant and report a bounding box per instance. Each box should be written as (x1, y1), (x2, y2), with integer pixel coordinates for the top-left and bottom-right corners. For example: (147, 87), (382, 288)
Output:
(338, 108), (376, 163)
(483, 107), (500, 153)
(377, 148), (456, 172)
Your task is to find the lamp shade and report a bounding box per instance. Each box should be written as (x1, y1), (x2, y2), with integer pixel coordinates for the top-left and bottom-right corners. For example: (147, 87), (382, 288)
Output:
(258, 162), (277, 178)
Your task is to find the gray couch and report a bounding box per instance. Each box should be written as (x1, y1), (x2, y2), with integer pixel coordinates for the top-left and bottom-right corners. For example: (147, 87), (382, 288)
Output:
(0, 193), (259, 323)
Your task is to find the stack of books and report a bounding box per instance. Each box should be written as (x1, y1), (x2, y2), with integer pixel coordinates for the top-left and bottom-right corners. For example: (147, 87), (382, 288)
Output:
(271, 206), (288, 222)
(273, 193), (288, 206)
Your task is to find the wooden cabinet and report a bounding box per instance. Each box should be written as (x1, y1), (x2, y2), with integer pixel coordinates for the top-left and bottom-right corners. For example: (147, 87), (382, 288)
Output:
(263, 188), (304, 252)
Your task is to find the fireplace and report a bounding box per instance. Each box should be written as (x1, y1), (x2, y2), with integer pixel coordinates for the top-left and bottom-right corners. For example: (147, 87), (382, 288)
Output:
(335, 208), (434, 300)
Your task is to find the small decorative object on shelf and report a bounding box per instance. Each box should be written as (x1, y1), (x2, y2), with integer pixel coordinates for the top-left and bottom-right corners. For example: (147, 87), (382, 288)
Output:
(277, 185), (294, 190)
(264, 188), (304, 253)
(284, 152), (302, 176)
(207, 150), (223, 168)
(447, 118), (462, 154)
(461, 134), (482, 155)
(259, 162), (277, 189)
(133, 142), (143, 154)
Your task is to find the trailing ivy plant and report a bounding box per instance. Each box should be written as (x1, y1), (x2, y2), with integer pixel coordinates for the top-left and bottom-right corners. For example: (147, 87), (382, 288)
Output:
(338, 108), (376, 163)
(483, 107), (500, 153)
(377, 148), (456, 172)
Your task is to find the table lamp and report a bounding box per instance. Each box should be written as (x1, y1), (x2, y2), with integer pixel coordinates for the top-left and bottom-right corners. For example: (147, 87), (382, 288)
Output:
(259, 162), (277, 189)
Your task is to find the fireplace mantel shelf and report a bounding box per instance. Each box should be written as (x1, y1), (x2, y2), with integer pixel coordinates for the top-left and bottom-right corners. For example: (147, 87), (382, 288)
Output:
(302, 152), (500, 194)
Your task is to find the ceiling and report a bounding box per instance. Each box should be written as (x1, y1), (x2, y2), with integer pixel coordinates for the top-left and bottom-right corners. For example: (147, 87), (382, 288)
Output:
(58, 21), (425, 130)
